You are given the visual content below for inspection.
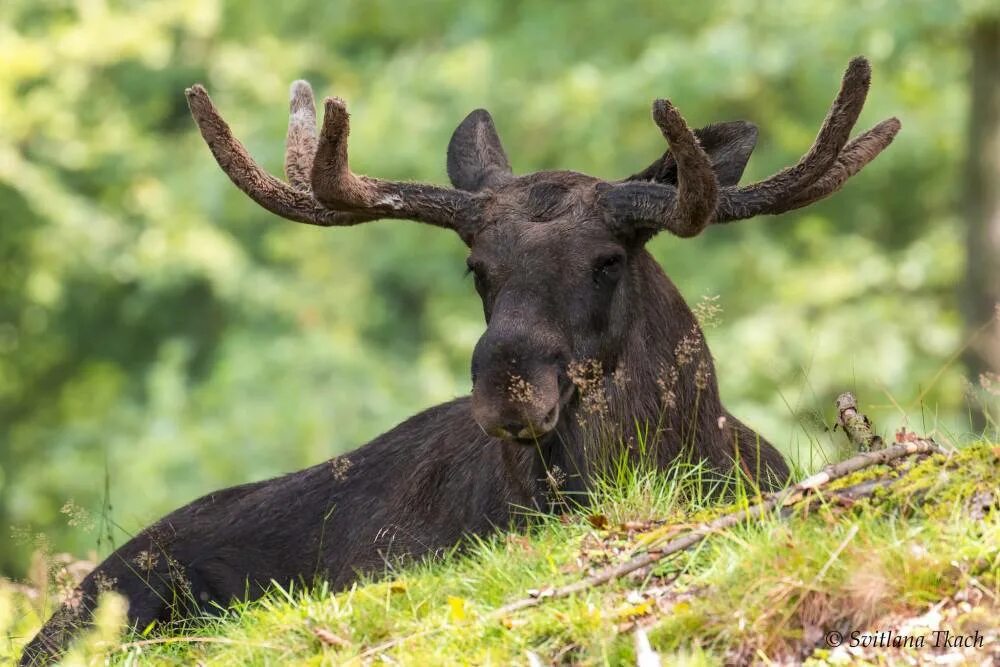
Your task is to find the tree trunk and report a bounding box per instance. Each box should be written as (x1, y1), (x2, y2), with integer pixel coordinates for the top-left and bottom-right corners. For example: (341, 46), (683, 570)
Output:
(963, 18), (1000, 420)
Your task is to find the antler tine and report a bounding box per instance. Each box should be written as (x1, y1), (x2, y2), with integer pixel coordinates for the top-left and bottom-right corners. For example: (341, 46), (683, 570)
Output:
(311, 97), (476, 233)
(600, 99), (718, 238)
(771, 117), (901, 213)
(185, 84), (369, 227)
(285, 80), (319, 192)
(652, 100), (719, 236)
(715, 57), (873, 222)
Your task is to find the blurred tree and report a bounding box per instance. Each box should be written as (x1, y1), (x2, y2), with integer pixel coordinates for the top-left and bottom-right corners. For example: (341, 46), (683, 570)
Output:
(963, 17), (1000, 423)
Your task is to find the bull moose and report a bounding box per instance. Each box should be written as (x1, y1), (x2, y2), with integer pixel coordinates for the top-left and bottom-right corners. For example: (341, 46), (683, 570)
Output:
(22, 57), (898, 664)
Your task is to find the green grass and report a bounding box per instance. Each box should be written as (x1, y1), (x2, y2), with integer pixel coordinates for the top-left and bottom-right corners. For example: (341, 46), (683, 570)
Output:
(4, 443), (998, 665)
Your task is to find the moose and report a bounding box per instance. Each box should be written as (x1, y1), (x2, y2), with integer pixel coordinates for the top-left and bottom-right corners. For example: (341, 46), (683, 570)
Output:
(22, 57), (898, 664)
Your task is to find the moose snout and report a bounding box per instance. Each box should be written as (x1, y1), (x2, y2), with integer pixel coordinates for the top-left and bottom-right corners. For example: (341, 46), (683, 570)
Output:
(470, 348), (567, 443)
(470, 310), (570, 443)
(471, 375), (562, 442)
(486, 401), (560, 441)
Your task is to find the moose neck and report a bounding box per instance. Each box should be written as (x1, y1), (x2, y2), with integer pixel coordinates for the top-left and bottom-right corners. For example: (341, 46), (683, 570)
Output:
(627, 250), (728, 456)
(547, 249), (733, 484)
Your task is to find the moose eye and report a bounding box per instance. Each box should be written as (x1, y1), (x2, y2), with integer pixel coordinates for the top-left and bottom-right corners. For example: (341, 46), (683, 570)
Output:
(593, 254), (624, 286)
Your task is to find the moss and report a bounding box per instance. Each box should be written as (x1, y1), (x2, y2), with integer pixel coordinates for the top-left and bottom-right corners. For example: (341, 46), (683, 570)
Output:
(643, 443), (1000, 662)
(885, 446), (999, 519)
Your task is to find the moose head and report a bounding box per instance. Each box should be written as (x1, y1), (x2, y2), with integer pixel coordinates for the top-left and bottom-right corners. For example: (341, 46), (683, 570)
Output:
(186, 57), (898, 446)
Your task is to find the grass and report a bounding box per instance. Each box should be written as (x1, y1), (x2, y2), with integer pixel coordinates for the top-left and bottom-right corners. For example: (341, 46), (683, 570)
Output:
(3, 438), (997, 665)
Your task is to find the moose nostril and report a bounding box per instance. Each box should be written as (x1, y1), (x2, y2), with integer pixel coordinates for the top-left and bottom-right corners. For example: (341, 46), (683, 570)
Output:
(503, 422), (526, 437)
(544, 405), (558, 425)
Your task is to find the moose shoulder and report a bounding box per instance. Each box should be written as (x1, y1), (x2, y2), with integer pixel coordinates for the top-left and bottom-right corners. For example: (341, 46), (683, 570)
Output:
(21, 57), (899, 665)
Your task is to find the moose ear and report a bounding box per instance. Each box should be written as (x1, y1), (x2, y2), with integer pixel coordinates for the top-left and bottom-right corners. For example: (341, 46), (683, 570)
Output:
(447, 109), (514, 192)
(626, 120), (758, 187)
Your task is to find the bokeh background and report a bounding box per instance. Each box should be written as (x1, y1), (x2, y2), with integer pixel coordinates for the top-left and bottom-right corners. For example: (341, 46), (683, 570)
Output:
(1, 0), (997, 577)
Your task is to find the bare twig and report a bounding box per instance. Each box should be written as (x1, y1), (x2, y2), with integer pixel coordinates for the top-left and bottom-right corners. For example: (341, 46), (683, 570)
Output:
(493, 397), (942, 617)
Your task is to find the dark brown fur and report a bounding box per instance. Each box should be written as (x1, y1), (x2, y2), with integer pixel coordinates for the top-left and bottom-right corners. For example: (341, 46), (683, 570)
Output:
(22, 58), (900, 665)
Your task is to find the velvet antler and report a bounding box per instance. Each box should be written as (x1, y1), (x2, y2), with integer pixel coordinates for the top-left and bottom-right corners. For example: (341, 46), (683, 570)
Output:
(599, 99), (720, 239)
(714, 57), (900, 222)
(617, 57), (900, 230)
(186, 81), (480, 239)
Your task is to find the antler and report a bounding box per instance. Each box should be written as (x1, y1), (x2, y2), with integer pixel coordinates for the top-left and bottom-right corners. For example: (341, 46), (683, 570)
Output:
(714, 57), (900, 222)
(185, 81), (479, 238)
(599, 100), (719, 239)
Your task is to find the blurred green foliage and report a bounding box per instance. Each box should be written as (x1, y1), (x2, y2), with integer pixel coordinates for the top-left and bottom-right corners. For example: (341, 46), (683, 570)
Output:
(1, 0), (996, 576)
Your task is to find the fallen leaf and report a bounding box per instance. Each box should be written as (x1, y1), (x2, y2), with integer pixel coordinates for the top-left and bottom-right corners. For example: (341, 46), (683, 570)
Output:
(587, 514), (609, 530)
(615, 600), (653, 621)
(312, 626), (350, 648)
(621, 521), (651, 532)
(500, 615), (527, 629)
(447, 595), (467, 622)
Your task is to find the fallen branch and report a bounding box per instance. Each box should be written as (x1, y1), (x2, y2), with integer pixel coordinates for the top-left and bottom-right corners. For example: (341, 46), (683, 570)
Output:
(494, 396), (943, 617)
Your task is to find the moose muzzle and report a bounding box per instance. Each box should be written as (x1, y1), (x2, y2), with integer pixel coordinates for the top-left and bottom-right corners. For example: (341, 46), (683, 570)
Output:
(470, 318), (568, 443)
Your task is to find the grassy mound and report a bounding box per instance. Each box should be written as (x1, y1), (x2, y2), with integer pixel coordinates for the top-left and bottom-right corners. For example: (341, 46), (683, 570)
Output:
(4, 443), (998, 665)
